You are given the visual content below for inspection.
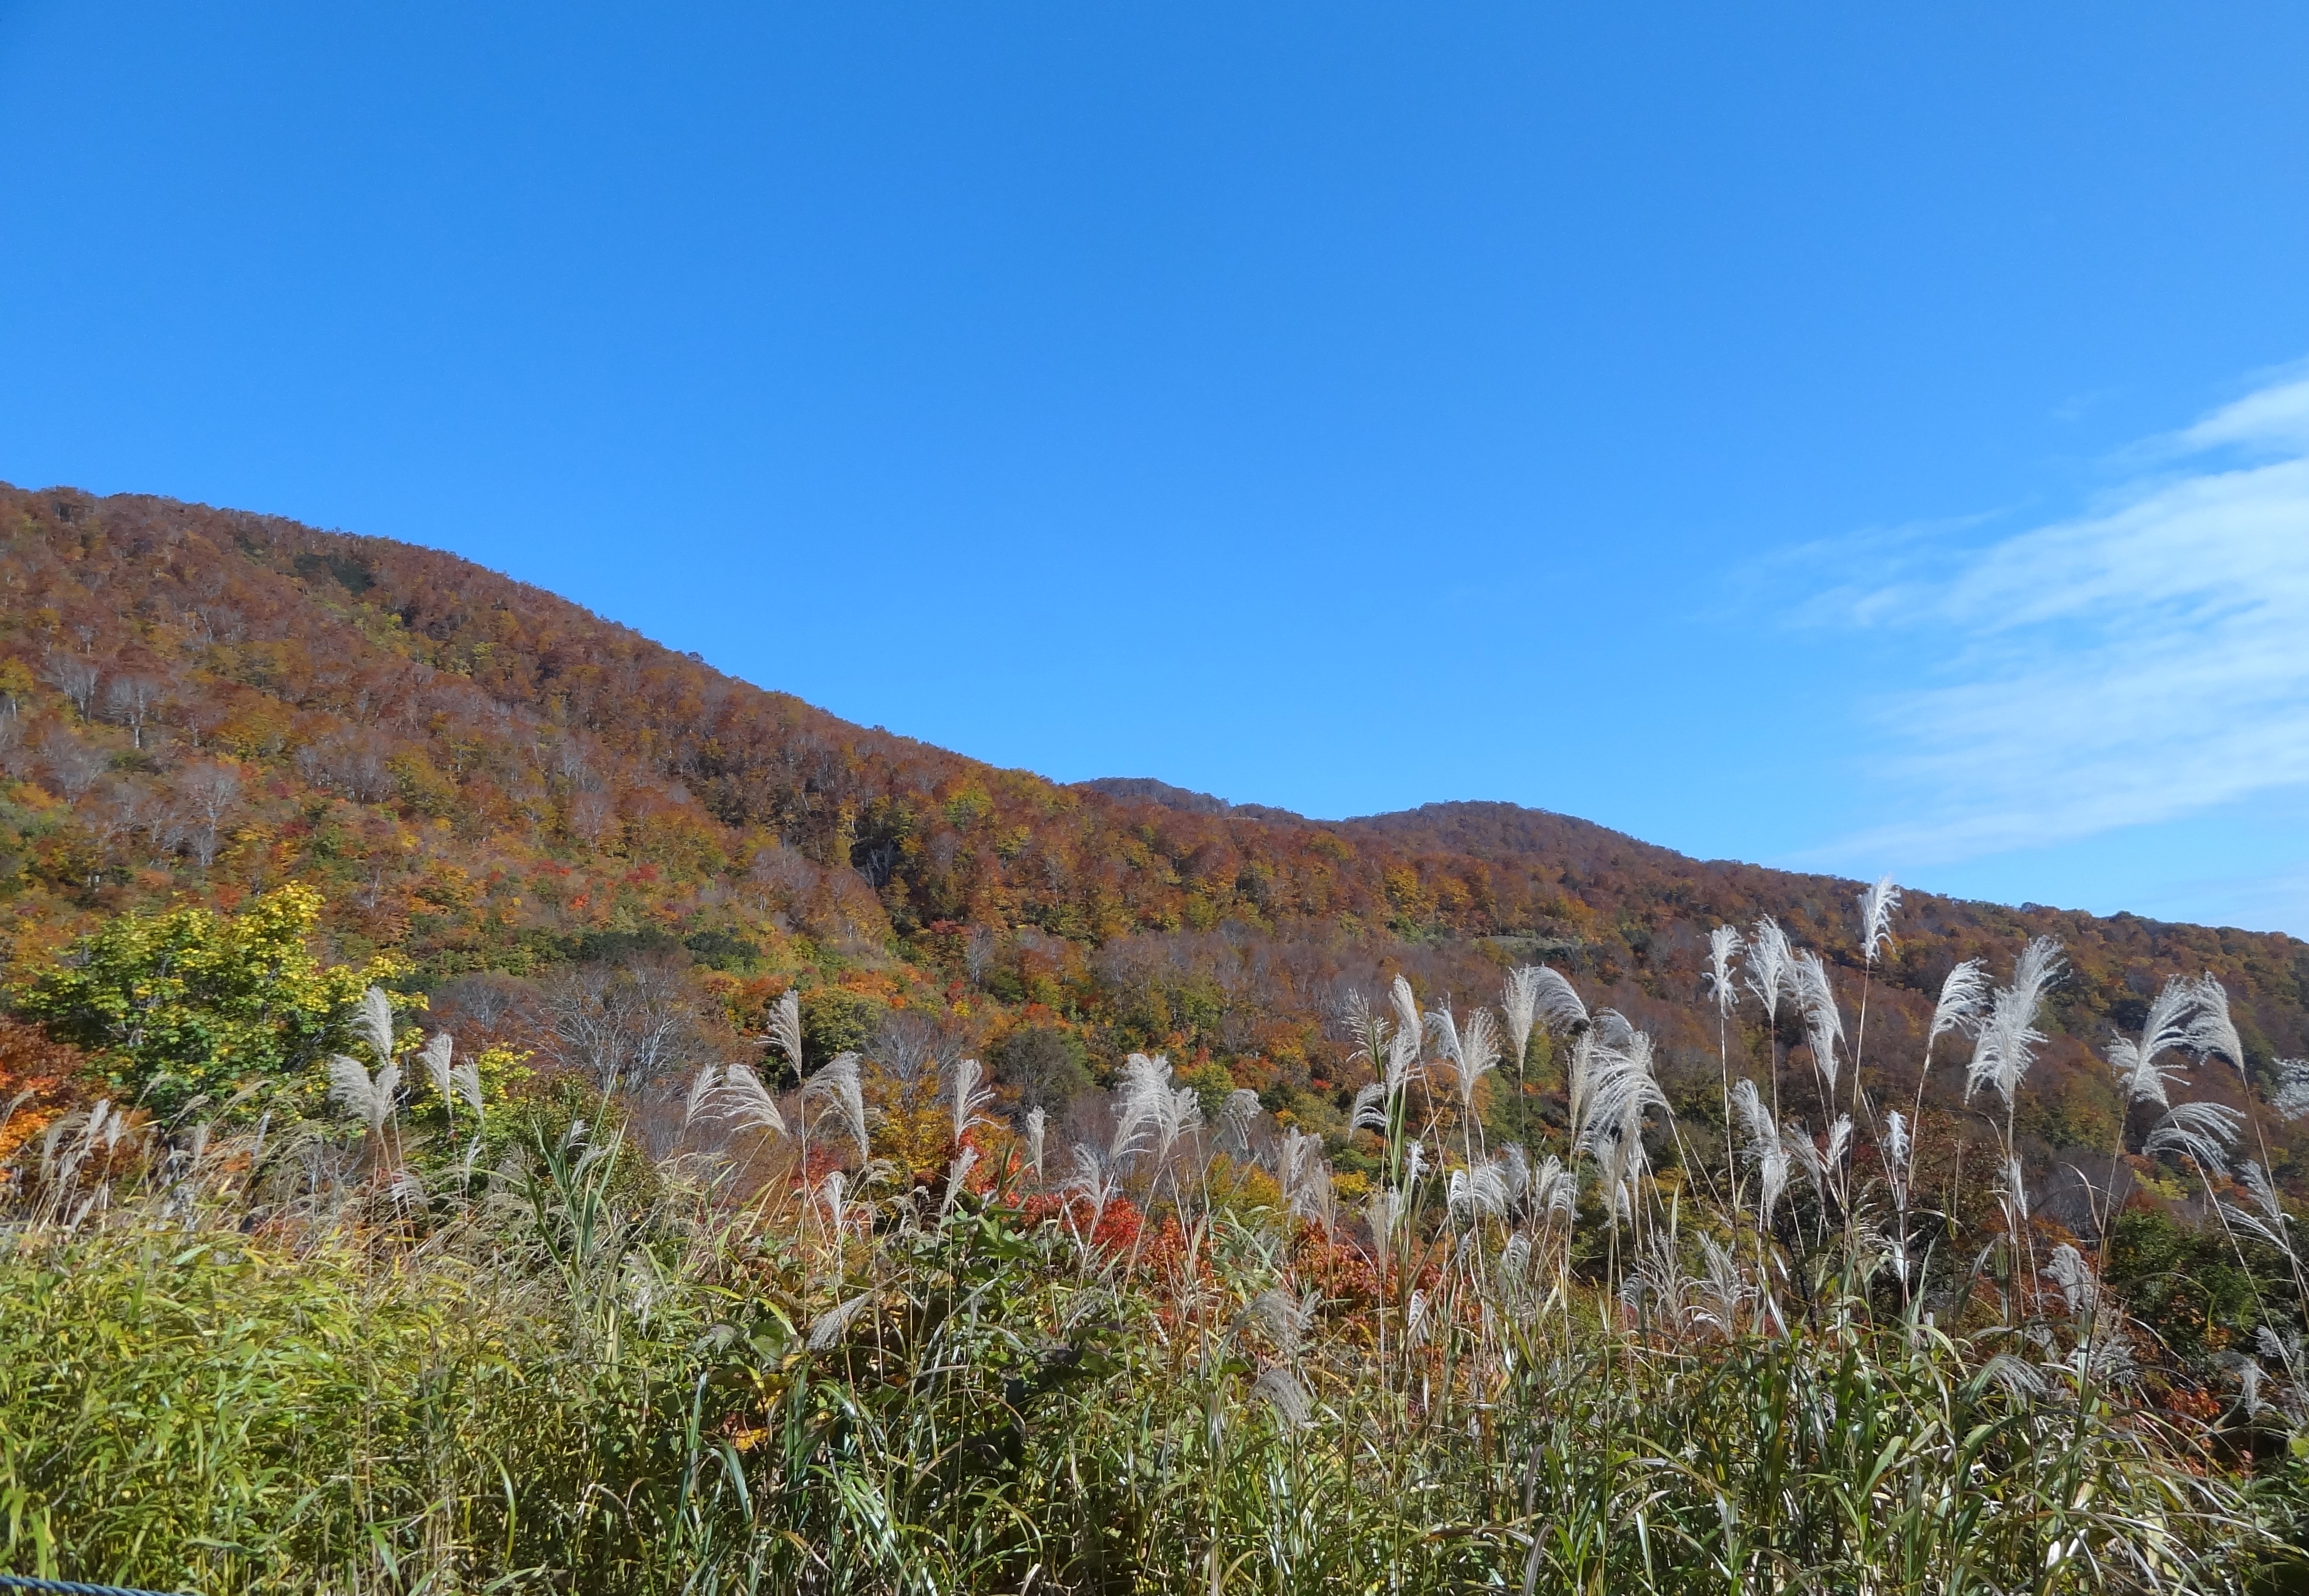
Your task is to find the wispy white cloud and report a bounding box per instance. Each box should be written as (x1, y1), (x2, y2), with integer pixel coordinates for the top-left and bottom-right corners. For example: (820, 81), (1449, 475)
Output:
(1822, 363), (2309, 865)
(2129, 858), (2309, 935)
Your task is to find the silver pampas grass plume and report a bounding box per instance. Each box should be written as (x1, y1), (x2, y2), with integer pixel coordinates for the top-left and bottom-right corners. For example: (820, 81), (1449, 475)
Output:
(355, 984), (397, 1066)
(1447, 1159), (1511, 1221)
(764, 988), (804, 1079)
(1251, 1365), (1312, 1428)
(1344, 988), (1393, 1082)
(2220, 1161), (2297, 1260)
(1365, 1187), (1399, 1275)
(1529, 1153), (1576, 1224)
(1528, 965), (1590, 1034)
(418, 1031), (484, 1124)
(450, 1063), (483, 1121)
(1791, 950), (1844, 1094)
(804, 1051), (871, 1161)
(1965, 938), (2064, 1114)
(1883, 1108), (1914, 1205)
(1389, 974), (1422, 1051)
(684, 1062), (721, 1129)
(1572, 1018), (1669, 1202)
(1730, 1077), (1788, 1227)
(1501, 965), (1545, 1070)
(2108, 975), (2203, 1110)
(1702, 925), (1743, 1017)
(1280, 1127), (1337, 1231)
(1246, 1288), (1322, 1359)
(764, 984), (808, 1145)
(1823, 1114), (1853, 1179)
(328, 1053), (401, 1136)
(2044, 1242), (2098, 1318)
(1024, 1106), (1047, 1181)
(1428, 1004), (1502, 1119)
(1218, 1087), (1262, 1156)
(2142, 1100), (2243, 1173)
(1111, 1052), (1199, 1168)
(940, 1145), (979, 1216)
(1730, 1078), (1775, 1161)
(1929, 959), (1992, 1053)
(712, 1063), (788, 1137)
(1856, 875), (1901, 967)
(1061, 1144), (1119, 1233)
(807, 1290), (875, 1352)
(1111, 1051), (1171, 1164)
(948, 1056), (995, 1146)
(2186, 976), (2249, 1079)
(419, 1032), (455, 1103)
(1746, 918), (1793, 1022)
(1150, 1086), (1202, 1166)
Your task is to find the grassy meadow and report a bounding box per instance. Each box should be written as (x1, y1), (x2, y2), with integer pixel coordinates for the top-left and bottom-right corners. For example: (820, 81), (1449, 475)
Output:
(4, 902), (2308, 1593)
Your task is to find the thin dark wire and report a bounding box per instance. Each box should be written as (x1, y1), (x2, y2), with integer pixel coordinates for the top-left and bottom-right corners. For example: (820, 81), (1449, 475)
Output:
(0, 1575), (193, 1596)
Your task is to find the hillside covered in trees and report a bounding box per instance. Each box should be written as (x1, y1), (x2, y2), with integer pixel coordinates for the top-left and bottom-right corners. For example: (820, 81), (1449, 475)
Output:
(3, 481), (2306, 1184)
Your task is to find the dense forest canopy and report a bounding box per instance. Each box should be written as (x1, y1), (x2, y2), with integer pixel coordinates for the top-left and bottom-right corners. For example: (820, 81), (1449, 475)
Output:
(2, 480), (2305, 1186)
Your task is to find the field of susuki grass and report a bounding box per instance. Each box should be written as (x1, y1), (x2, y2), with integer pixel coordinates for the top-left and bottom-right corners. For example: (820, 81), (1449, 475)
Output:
(6, 887), (2309, 1592)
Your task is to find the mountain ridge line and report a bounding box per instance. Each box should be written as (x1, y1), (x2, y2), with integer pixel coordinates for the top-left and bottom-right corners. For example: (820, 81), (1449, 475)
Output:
(2, 480), (2303, 1172)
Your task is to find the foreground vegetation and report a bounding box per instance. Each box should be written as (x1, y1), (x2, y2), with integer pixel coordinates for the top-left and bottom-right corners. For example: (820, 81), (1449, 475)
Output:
(0, 1159), (2278, 1593)
(7, 884), (2309, 1591)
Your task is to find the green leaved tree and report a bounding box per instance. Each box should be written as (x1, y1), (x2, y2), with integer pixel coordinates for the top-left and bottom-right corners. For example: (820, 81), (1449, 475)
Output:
(15, 883), (408, 1119)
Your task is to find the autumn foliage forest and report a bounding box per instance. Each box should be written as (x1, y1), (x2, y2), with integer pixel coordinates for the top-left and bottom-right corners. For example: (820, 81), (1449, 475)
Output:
(3, 482), (2304, 1181)
(9, 483), (2309, 1589)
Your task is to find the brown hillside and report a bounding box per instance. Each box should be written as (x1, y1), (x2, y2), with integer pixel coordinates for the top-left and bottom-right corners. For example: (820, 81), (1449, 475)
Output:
(3, 482), (2305, 1180)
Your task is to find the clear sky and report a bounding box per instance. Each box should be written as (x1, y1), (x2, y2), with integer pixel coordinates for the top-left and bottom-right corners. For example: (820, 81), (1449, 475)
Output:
(4, 3), (2307, 933)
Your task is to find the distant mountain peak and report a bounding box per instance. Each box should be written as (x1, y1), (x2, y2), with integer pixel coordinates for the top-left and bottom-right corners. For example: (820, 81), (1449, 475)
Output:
(1076, 777), (1304, 823)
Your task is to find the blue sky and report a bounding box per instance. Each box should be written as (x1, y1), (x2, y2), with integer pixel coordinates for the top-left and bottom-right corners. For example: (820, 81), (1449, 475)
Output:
(4, 3), (2308, 933)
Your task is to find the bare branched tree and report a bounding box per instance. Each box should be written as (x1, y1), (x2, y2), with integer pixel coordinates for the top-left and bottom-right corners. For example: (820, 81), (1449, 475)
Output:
(40, 727), (107, 801)
(965, 925), (997, 987)
(177, 763), (241, 868)
(103, 675), (165, 749)
(41, 652), (98, 717)
(541, 953), (724, 1096)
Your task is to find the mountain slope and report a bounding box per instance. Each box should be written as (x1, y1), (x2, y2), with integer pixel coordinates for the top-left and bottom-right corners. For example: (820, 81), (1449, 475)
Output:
(3, 482), (2305, 1175)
